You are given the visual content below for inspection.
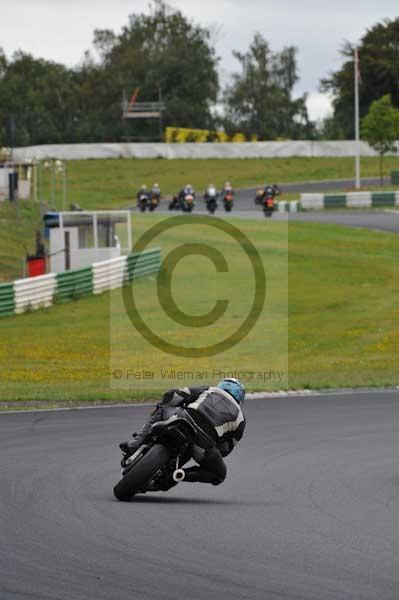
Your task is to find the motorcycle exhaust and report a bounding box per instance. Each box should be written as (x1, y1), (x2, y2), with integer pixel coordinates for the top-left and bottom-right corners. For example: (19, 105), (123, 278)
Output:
(173, 469), (186, 482)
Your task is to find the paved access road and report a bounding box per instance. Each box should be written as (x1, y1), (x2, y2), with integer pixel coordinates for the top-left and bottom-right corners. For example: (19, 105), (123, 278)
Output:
(2, 390), (399, 600)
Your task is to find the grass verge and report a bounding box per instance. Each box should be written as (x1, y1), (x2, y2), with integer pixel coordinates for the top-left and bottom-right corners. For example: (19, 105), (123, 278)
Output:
(39, 156), (399, 210)
(0, 214), (398, 407)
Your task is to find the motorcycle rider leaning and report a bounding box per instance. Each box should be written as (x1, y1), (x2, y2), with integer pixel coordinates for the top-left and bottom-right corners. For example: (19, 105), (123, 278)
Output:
(120, 378), (246, 487)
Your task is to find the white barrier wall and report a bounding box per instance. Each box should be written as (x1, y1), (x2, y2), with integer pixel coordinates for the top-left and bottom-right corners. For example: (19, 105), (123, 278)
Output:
(14, 141), (399, 161)
(14, 273), (57, 314)
(0, 168), (9, 201)
(92, 256), (128, 294)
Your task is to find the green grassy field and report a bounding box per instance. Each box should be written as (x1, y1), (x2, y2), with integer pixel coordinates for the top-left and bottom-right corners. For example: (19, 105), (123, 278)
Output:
(1, 156), (399, 406)
(38, 156), (399, 210)
(1, 213), (398, 407)
(2, 154), (399, 282)
(0, 202), (42, 283)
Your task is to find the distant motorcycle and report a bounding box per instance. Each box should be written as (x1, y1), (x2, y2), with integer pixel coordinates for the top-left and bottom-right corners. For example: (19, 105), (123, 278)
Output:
(223, 190), (234, 212)
(138, 192), (150, 212)
(182, 193), (195, 213)
(149, 194), (160, 212)
(169, 195), (181, 210)
(262, 194), (275, 218)
(114, 411), (216, 501)
(255, 185), (281, 218)
(204, 186), (218, 214)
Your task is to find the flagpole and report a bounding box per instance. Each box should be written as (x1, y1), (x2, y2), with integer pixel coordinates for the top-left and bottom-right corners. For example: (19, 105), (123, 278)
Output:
(354, 47), (361, 189)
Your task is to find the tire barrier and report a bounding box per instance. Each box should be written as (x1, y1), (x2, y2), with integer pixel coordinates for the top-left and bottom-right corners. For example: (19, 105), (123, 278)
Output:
(0, 248), (161, 318)
(301, 191), (399, 210)
(277, 201), (299, 212)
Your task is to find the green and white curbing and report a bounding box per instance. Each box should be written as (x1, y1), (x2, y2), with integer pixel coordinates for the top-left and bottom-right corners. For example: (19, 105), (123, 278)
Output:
(0, 248), (161, 318)
(301, 191), (399, 210)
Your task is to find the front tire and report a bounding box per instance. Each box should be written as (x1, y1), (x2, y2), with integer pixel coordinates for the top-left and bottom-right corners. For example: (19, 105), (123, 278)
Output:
(113, 444), (171, 501)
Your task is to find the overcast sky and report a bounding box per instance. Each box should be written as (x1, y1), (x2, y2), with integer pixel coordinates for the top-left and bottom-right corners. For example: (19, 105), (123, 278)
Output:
(1, 1), (398, 121)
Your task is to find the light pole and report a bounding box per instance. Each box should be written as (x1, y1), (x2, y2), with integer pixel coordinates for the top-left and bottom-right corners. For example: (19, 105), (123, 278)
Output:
(55, 160), (67, 211)
(354, 47), (361, 189)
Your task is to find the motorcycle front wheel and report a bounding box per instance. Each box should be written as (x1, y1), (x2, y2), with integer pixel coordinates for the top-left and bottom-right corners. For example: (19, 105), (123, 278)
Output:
(113, 444), (171, 501)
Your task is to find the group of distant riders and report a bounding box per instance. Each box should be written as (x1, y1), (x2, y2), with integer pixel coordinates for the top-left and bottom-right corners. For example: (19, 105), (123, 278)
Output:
(136, 181), (281, 217)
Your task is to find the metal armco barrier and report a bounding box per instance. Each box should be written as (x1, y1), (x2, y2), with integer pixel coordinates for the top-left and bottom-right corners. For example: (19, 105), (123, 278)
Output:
(126, 249), (161, 281)
(92, 256), (127, 295)
(14, 273), (57, 314)
(0, 283), (15, 317)
(92, 248), (161, 294)
(0, 248), (161, 317)
(56, 267), (93, 301)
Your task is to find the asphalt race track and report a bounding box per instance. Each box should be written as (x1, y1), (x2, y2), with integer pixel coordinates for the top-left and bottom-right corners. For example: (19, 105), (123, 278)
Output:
(2, 390), (399, 600)
(158, 181), (399, 233)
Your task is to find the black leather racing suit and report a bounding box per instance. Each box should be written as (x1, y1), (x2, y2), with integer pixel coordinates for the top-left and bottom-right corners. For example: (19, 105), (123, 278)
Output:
(124, 386), (246, 485)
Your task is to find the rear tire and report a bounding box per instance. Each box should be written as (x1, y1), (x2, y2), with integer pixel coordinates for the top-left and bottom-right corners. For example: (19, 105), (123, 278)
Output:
(113, 444), (171, 501)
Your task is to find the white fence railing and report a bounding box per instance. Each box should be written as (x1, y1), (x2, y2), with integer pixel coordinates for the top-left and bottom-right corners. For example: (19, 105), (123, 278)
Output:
(14, 273), (57, 314)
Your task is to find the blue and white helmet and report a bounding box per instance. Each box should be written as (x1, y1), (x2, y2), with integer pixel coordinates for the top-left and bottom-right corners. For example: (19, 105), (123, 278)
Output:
(217, 378), (245, 404)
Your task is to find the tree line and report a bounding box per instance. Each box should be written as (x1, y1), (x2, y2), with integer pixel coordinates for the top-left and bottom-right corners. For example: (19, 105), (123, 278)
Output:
(0, 1), (399, 146)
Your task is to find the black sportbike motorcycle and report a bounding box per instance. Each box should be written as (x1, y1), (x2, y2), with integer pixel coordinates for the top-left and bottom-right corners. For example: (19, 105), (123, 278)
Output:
(205, 196), (218, 214)
(138, 192), (150, 212)
(113, 411), (216, 501)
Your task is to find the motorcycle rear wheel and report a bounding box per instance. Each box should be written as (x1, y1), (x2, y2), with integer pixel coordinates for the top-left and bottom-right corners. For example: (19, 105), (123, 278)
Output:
(113, 444), (171, 501)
